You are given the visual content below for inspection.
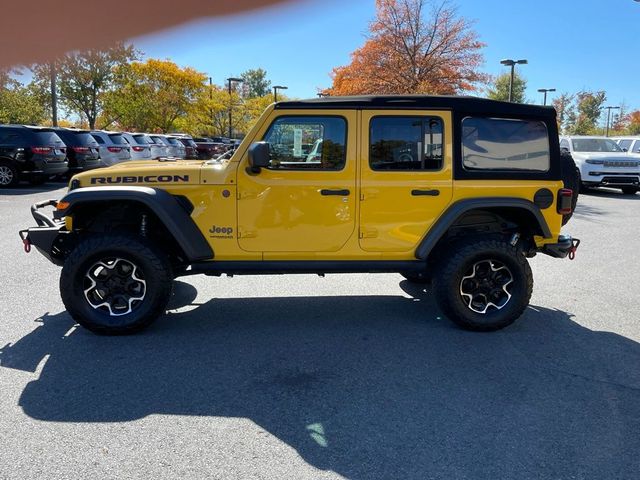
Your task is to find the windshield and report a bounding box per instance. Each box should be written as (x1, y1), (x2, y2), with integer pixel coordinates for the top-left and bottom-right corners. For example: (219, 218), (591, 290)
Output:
(572, 138), (623, 153)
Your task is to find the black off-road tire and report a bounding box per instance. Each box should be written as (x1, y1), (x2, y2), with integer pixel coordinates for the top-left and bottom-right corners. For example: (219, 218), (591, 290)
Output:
(60, 234), (173, 335)
(621, 187), (639, 195)
(401, 271), (431, 284)
(560, 151), (580, 225)
(0, 160), (19, 188)
(433, 238), (533, 332)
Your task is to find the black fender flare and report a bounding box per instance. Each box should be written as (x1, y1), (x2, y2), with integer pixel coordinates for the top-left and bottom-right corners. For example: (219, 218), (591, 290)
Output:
(414, 197), (552, 260)
(54, 186), (213, 261)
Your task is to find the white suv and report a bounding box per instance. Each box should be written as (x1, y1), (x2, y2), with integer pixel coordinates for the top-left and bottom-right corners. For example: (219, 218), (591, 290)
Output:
(612, 136), (640, 157)
(90, 131), (132, 166)
(560, 136), (640, 195)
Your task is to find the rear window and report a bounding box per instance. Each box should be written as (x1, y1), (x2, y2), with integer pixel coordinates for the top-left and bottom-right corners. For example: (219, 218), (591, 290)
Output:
(91, 134), (105, 144)
(32, 131), (65, 146)
(108, 134), (127, 145)
(166, 138), (180, 145)
(462, 117), (550, 172)
(132, 134), (151, 145)
(64, 132), (98, 147)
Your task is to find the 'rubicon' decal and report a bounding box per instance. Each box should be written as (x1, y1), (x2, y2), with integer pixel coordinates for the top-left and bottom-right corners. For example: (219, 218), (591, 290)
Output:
(90, 175), (190, 184)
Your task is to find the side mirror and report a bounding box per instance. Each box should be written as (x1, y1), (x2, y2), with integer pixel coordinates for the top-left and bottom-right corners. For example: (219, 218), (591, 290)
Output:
(623, 148), (628, 152)
(560, 147), (569, 154)
(247, 142), (270, 173)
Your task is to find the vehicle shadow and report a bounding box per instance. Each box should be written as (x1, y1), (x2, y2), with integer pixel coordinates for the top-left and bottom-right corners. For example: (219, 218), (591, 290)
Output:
(0, 182), (66, 197)
(581, 188), (640, 200)
(1, 281), (639, 479)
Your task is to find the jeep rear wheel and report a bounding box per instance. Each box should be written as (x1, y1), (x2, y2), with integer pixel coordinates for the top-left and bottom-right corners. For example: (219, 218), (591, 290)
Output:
(433, 239), (533, 331)
(60, 234), (173, 335)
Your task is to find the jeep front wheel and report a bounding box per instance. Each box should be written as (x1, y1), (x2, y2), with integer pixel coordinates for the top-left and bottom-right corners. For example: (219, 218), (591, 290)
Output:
(433, 239), (533, 331)
(621, 187), (638, 195)
(60, 234), (173, 335)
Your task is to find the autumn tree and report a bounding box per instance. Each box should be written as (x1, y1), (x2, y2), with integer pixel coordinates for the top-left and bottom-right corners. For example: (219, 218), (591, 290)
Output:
(103, 59), (206, 132)
(568, 91), (606, 135)
(241, 68), (271, 98)
(487, 72), (526, 103)
(552, 93), (575, 134)
(628, 111), (640, 135)
(327, 0), (486, 95)
(32, 43), (139, 129)
(610, 102), (630, 134)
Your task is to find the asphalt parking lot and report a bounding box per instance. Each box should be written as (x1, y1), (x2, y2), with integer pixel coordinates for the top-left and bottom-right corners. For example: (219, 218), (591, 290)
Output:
(1, 184), (639, 480)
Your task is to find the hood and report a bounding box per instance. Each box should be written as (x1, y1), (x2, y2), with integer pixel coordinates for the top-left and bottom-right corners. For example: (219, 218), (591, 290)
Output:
(572, 152), (635, 162)
(72, 159), (205, 188)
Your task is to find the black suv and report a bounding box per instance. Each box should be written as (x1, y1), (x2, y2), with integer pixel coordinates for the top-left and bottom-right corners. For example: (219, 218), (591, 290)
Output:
(175, 137), (199, 159)
(50, 128), (102, 176)
(0, 125), (69, 187)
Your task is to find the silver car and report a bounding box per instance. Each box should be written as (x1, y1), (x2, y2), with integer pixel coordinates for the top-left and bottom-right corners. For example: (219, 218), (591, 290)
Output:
(90, 131), (131, 166)
(120, 133), (153, 160)
(166, 136), (186, 159)
(150, 135), (172, 158)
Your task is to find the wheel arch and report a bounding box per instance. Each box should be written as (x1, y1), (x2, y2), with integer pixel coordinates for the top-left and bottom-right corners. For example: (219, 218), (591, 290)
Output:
(56, 186), (213, 262)
(415, 198), (552, 261)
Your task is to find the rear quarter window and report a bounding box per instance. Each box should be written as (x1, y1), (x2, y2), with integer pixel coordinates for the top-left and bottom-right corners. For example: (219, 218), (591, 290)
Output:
(462, 117), (550, 172)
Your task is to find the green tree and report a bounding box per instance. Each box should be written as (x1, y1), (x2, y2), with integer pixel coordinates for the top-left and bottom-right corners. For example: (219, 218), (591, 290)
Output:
(0, 70), (47, 125)
(569, 90), (606, 135)
(241, 68), (271, 98)
(32, 43), (139, 129)
(487, 72), (526, 103)
(104, 59), (207, 132)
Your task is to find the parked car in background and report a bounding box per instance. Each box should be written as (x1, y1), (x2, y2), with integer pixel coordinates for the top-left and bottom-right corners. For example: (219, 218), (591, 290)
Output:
(140, 135), (166, 159)
(173, 136), (199, 159)
(90, 131), (131, 166)
(0, 125), (68, 187)
(165, 136), (186, 159)
(560, 135), (640, 194)
(120, 132), (152, 160)
(149, 135), (173, 158)
(51, 128), (102, 175)
(612, 136), (640, 157)
(193, 137), (229, 159)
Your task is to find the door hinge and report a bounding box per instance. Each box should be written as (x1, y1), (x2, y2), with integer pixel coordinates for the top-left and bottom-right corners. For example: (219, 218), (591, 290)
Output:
(237, 229), (257, 239)
(359, 228), (378, 239)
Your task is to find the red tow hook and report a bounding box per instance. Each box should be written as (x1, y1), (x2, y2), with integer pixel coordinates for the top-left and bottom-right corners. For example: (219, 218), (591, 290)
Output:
(568, 238), (581, 260)
(18, 230), (31, 253)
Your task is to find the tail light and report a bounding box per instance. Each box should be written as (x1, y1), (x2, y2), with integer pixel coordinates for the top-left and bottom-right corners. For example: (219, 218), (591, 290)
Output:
(132, 146), (145, 152)
(557, 188), (573, 215)
(31, 146), (52, 154)
(107, 147), (122, 153)
(72, 146), (90, 153)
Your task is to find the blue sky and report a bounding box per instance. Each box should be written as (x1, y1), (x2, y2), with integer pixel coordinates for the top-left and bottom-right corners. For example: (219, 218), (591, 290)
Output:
(133, 0), (640, 115)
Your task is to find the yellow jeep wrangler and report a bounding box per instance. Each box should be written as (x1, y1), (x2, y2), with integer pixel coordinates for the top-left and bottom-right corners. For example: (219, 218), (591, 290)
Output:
(21, 96), (580, 334)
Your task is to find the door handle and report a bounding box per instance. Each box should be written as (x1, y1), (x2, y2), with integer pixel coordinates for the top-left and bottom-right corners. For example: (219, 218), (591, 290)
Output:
(320, 189), (350, 196)
(411, 189), (440, 196)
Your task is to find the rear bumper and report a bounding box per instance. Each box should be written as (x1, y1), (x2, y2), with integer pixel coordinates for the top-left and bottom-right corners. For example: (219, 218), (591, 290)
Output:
(541, 235), (580, 259)
(42, 161), (69, 175)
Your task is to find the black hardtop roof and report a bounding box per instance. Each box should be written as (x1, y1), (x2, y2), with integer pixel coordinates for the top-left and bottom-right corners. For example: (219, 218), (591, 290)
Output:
(276, 95), (556, 117)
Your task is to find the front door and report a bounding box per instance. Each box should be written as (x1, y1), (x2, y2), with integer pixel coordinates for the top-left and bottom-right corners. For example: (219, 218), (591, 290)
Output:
(237, 111), (357, 253)
(359, 110), (454, 252)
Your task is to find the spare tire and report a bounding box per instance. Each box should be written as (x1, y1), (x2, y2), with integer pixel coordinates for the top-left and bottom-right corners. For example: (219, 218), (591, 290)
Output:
(560, 151), (580, 225)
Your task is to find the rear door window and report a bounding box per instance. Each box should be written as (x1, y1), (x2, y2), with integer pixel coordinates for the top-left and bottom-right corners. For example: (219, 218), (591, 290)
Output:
(462, 117), (550, 172)
(369, 116), (443, 171)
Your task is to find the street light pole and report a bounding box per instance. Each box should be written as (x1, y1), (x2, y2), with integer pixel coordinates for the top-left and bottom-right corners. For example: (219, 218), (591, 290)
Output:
(604, 106), (621, 137)
(537, 88), (556, 106)
(226, 77), (244, 139)
(272, 85), (288, 102)
(500, 59), (528, 102)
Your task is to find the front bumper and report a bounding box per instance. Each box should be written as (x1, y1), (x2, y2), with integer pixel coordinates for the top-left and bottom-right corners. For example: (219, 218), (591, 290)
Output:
(541, 234), (581, 259)
(19, 200), (68, 266)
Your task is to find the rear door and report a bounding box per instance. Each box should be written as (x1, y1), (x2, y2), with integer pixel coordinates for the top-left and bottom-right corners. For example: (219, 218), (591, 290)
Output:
(359, 110), (454, 252)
